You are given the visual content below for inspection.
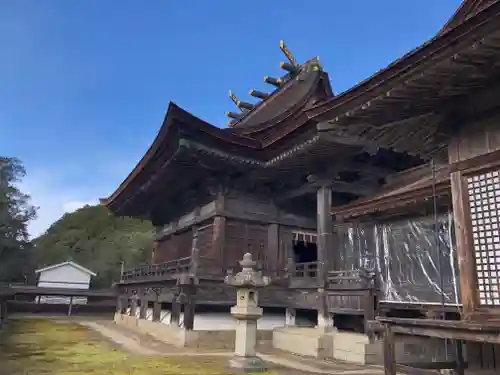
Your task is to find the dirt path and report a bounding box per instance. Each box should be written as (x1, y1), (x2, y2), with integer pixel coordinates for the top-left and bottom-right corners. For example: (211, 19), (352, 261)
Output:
(80, 321), (385, 375)
(80, 321), (164, 356)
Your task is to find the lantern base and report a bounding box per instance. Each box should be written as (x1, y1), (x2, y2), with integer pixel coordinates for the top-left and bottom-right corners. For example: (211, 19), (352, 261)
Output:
(227, 355), (267, 373)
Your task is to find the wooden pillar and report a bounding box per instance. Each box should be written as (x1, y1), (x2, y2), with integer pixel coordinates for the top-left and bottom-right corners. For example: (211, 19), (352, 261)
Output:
(139, 290), (148, 319)
(179, 283), (196, 330)
(151, 240), (158, 263)
(363, 283), (376, 340)
(171, 297), (181, 326)
(316, 185), (334, 331)
(212, 216), (226, 267)
(0, 298), (5, 328)
(450, 171), (478, 316)
(116, 295), (123, 313)
(190, 226), (200, 276)
(183, 299), (195, 330)
(129, 295), (138, 317)
(285, 307), (296, 327)
(67, 296), (73, 317)
(280, 229), (294, 276)
(454, 340), (465, 375)
(152, 300), (162, 322)
(120, 296), (128, 314)
(383, 323), (396, 375)
(286, 257), (295, 279)
(267, 223), (279, 270)
(317, 185), (333, 280)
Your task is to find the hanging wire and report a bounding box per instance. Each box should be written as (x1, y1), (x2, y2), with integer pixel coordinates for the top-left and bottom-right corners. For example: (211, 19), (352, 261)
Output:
(431, 159), (449, 359)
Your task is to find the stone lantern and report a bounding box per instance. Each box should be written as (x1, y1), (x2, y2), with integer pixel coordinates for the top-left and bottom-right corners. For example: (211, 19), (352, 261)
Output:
(224, 252), (271, 372)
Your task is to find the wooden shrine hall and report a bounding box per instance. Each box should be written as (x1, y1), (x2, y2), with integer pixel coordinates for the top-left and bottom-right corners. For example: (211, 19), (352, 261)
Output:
(103, 0), (500, 370)
(102, 39), (415, 331)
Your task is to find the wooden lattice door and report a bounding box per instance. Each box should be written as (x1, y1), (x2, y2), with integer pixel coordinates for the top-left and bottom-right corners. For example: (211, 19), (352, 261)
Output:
(467, 169), (500, 307)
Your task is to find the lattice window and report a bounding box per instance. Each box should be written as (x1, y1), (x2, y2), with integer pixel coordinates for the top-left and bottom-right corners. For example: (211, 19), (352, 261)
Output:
(467, 170), (500, 306)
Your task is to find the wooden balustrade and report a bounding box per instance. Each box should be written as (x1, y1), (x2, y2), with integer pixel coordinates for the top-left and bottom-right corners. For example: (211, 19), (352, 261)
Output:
(118, 256), (376, 327)
(121, 256), (192, 281)
(327, 269), (375, 287)
(121, 257), (376, 289)
(292, 261), (318, 279)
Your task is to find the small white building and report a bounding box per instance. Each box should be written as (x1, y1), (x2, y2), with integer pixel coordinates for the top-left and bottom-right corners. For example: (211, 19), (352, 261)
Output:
(35, 261), (96, 304)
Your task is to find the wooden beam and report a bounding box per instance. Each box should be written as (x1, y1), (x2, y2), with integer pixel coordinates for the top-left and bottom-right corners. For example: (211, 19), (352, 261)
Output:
(278, 178), (379, 203)
(249, 89), (269, 100)
(382, 320), (500, 344)
(228, 90), (239, 106)
(264, 76), (282, 87)
(329, 180), (378, 196)
(317, 160), (393, 179)
(226, 111), (243, 119)
(237, 100), (254, 111)
(280, 61), (298, 73)
(278, 184), (315, 201)
(316, 128), (381, 153)
(277, 158), (388, 203)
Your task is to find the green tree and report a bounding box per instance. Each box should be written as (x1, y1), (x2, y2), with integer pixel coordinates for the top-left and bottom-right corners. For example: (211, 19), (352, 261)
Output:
(34, 205), (154, 288)
(0, 157), (37, 282)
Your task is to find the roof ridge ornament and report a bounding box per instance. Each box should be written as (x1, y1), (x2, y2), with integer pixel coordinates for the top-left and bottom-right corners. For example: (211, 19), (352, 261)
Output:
(280, 40), (297, 67)
(226, 40), (317, 127)
(228, 91), (254, 127)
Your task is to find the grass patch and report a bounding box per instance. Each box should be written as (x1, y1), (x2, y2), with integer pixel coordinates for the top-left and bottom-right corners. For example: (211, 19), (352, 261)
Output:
(0, 319), (279, 375)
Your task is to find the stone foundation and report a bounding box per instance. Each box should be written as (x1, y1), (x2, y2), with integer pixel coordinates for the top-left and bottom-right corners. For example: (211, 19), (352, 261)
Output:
(272, 327), (453, 365)
(114, 313), (272, 349)
(114, 312), (196, 347)
(333, 331), (373, 364)
(272, 327), (334, 359)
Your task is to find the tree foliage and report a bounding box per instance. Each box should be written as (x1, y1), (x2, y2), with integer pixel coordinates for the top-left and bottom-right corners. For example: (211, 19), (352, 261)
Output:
(34, 205), (154, 288)
(0, 157), (37, 282)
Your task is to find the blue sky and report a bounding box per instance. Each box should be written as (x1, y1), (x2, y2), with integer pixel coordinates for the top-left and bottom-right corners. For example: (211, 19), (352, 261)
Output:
(0, 0), (463, 236)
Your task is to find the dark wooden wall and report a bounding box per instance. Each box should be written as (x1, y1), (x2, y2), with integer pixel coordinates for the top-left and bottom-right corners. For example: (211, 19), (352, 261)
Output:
(151, 191), (317, 270)
(224, 220), (268, 266)
(449, 113), (500, 164)
(153, 229), (193, 263)
(153, 235), (175, 263)
(154, 217), (314, 271)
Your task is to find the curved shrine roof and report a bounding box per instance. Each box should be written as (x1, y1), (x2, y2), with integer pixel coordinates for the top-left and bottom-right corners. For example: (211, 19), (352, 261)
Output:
(100, 102), (263, 210)
(306, 0), (500, 123)
(102, 0), (500, 218)
(230, 59), (333, 139)
(439, 0), (496, 35)
(101, 62), (332, 214)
